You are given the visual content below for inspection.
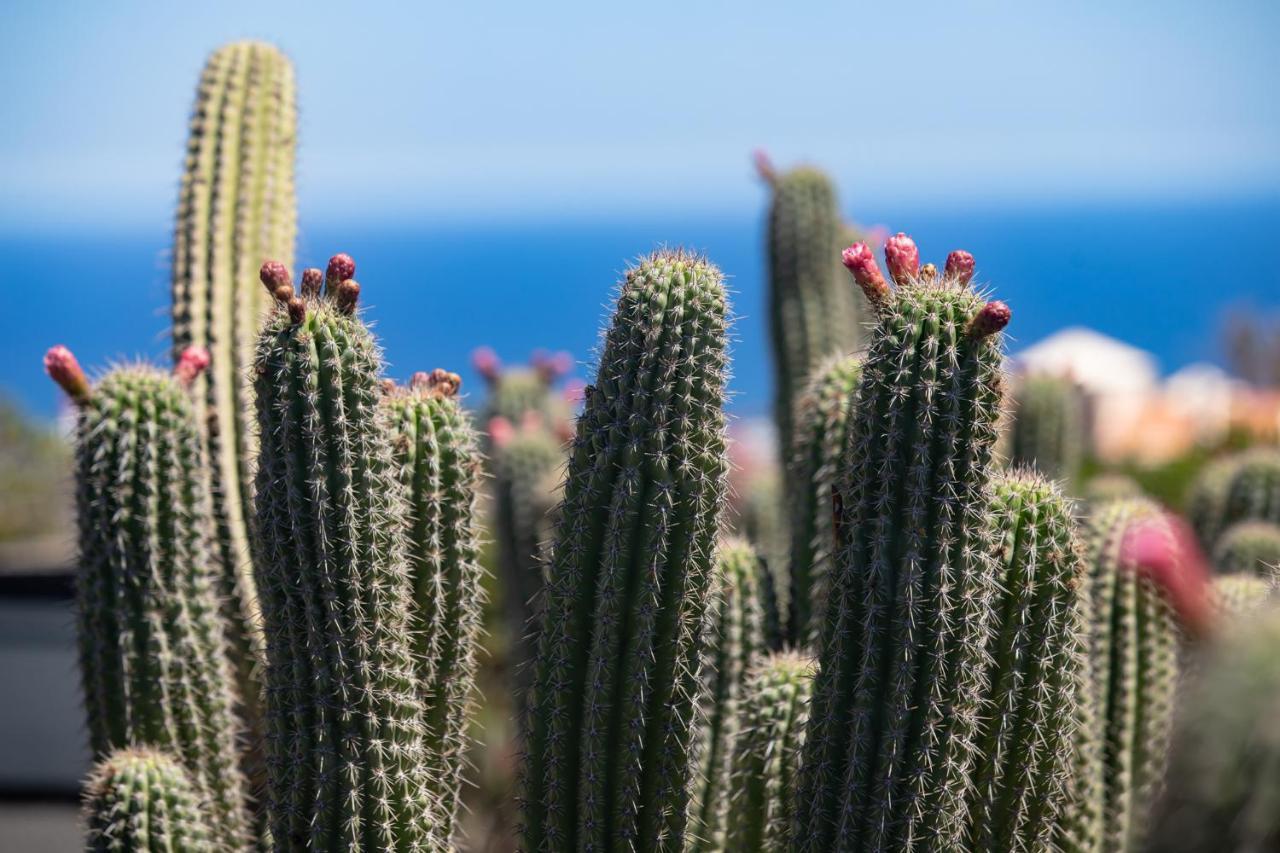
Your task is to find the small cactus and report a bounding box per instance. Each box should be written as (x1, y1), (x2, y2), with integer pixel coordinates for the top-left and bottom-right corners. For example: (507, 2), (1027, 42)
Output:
(83, 748), (216, 853)
(1188, 449), (1280, 548)
(49, 346), (251, 850)
(785, 353), (861, 646)
(1211, 519), (1280, 577)
(1006, 373), (1086, 486)
(689, 539), (771, 852)
(383, 368), (485, 837)
(723, 651), (814, 853)
(1210, 573), (1273, 620)
(252, 257), (441, 850)
(521, 250), (730, 851)
(966, 470), (1086, 852)
(794, 235), (1009, 851)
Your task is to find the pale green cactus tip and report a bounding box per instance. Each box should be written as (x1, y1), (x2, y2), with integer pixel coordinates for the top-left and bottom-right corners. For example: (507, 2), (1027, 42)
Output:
(1212, 519), (1280, 577)
(84, 748), (217, 853)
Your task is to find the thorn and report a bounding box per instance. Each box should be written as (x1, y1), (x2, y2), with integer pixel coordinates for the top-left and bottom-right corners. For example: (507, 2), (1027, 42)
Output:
(883, 233), (920, 285)
(967, 300), (1012, 339)
(325, 254), (356, 296)
(259, 260), (293, 303)
(44, 345), (91, 406)
(752, 149), (777, 185)
(944, 250), (975, 286)
(334, 279), (360, 315)
(471, 347), (501, 385)
(174, 346), (211, 387)
(300, 268), (323, 299)
(841, 243), (890, 306)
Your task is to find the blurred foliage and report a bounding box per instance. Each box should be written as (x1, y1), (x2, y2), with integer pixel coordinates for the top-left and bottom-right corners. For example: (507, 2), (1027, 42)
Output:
(0, 394), (71, 542)
(1224, 308), (1280, 388)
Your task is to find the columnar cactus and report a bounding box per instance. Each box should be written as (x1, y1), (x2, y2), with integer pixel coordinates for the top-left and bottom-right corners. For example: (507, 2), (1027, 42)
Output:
(521, 250), (730, 851)
(758, 153), (866, 481)
(689, 539), (771, 852)
(47, 345), (251, 851)
(786, 354), (861, 646)
(383, 368), (485, 836)
(723, 651), (814, 853)
(1212, 519), (1280, 577)
(1145, 605), (1280, 852)
(252, 256), (441, 850)
(1185, 454), (1241, 547)
(1007, 373), (1086, 486)
(966, 470), (1086, 852)
(84, 748), (216, 853)
(1188, 449), (1280, 548)
(170, 41), (297, 716)
(794, 235), (1010, 851)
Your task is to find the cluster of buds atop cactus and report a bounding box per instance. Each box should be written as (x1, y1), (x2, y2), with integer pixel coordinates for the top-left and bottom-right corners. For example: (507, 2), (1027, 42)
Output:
(472, 346), (578, 444)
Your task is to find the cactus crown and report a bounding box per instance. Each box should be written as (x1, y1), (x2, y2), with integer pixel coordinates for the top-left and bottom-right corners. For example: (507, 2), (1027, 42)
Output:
(84, 748), (216, 853)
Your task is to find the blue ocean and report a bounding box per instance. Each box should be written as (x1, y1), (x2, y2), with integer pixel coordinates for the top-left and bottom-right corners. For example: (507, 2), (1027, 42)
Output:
(6, 196), (1279, 421)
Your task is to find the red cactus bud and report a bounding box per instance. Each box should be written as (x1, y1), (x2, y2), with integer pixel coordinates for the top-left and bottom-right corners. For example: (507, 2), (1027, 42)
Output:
(325, 253), (356, 291)
(259, 260), (291, 298)
(379, 378), (397, 396)
(1122, 513), (1214, 637)
(488, 416), (515, 448)
(334, 279), (360, 315)
(841, 242), (890, 305)
(752, 149), (777, 185)
(967, 300), (1012, 339)
(174, 346), (211, 387)
(300, 268), (323, 298)
(471, 347), (501, 384)
(44, 345), (91, 406)
(943, 250), (975, 285)
(409, 371), (431, 390)
(883, 233), (920, 284)
(287, 297), (306, 324)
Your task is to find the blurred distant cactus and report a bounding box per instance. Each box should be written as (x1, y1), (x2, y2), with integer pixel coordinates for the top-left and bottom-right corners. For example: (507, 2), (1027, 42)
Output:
(252, 258), (442, 850)
(689, 539), (770, 852)
(794, 235), (1009, 851)
(1212, 519), (1280, 576)
(170, 41), (297, 726)
(1007, 373), (1086, 486)
(473, 347), (577, 442)
(1211, 574), (1273, 619)
(84, 748), (215, 853)
(521, 250), (729, 851)
(733, 456), (789, 619)
(383, 368), (485, 837)
(1082, 474), (1144, 506)
(786, 353), (861, 646)
(48, 346), (251, 850)
(1188, 449), (1280, 549)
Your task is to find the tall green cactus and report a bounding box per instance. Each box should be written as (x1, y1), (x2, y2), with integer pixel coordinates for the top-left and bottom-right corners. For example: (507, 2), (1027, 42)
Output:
(252, 257), (441, 850)
(521, 250), (730, 851)
(1146, 604), (1280, 852)
(723, 651), (814, 853)
(1007, 373), (1086, 486)
(966, 470), (1086, 851)
(758, 153), (866, 479)
(383, 369), (485, 837)
(170, 40), (297, 737)
(794, 235), (1010, 851)
(786, 354), (861, 646)
(84, 748), (216, 853)
(46, 345), (251, 851)
(689, 539), (770, 852)
(1212, 519), (1280, 577)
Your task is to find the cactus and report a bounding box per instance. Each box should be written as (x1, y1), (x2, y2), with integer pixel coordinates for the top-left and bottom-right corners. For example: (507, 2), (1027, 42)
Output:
(966, 470), (1086, 851)
(723, 651), (814, 853)
(758, 153), (866, 484)
(1007, 373), (1086, 486)
(1188, 449), (1280, 548)
(793, 234), (1009, 851)
(1212, 519), (1280, 577)
(473, 347), (577, 441)
(689, 539), (771, 852)
(84, 748), (216, 853)
(383, 368), (485, 837)
(521, 250), (730, 851)
(733, 456), (790, 621)
(47, 345), (251, 850)
(1210, 573), (1273, 619)
(251, 257), (441, 850)
(1145, 604), (1280, 852)
(1185, 454), (1241, 547)
(786, 353), (861, 646)
(170, 41), (297, 724)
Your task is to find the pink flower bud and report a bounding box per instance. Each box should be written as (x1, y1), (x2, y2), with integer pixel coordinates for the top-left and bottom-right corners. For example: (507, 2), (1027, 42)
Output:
(259, 260), (292, 300)
(44, 345), (91, 406)
(883, 233), (920, 284)
(841, 242), (890, 304)
(943, 250), (975, 286)
(488, 416), (514, 448)
(471, 347), (501, 384)
(300, 268), (323, 298)
(967, 300), (1011, 338)
(325, 253), (356, 290)
(334, 279), (360, 315)
(174, 346), (211, 387)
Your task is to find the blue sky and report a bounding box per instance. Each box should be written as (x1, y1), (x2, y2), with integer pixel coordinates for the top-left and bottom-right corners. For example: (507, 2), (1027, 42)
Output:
(3, 1), (1279, 230)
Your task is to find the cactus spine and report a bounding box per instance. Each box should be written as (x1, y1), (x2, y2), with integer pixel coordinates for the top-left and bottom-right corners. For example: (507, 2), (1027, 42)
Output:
(84, 748), (216, 853)
(689, 539), (770, 852)
(723, 651), (814, 853)
(1007, 373), (1085, 486)
(383, 369), (485, 836)
(170, 40), (297, 733)
(786, 354), (861, 646)
(794, 235), (1009, 851)
(1212, 519), (1280, 577)
(1146, 604), (1280, 852)
(966, 471), (1085, 851)
(251, 257), (440, 850)
(521, 250), (730, 851)
(48, 346), (251, 851)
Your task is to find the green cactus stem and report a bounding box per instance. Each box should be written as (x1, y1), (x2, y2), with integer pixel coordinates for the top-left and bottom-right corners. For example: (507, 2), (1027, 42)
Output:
(1006, 373), (1086, 486)
(1212, 519), (1280, 577)
(252, 256), (440, 851)
(794, 234), (1009, 851)
(724, 651), (814, 853)
(383, 368), (485, 837)
(521, 250), (730, 852)
(46, 345), (251, 851)
(84, 748), (216, 853)
(1188, 449), (1280, 549)
(966, 470), (1086, 852)
(786, 353), (861, 646)
(689, 539), (770, 852)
